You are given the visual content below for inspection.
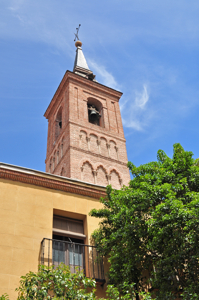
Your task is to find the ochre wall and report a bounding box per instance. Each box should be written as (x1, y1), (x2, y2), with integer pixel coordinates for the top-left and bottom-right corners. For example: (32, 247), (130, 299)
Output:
(0, 178), (106, 299)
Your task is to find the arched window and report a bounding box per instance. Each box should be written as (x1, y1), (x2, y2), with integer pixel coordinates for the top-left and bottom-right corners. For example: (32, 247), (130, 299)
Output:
(110, 169), (121, 189)
(61, 167), (66, 177)
(100, 137), (108, 157)
(96, 166), (108, 186)
(61, 143), (63, 158)
(109, 140), (118, 160)
(90, 134), (98, 153)
(79, 130), (88, 151)
(55, 107), (62, 140)
(57, 150), (59, 164)
(53, 157), (55, 171)
(81, 161), (95, 184)
(49, 158), (52, 173)
(87, 98), (103, 127)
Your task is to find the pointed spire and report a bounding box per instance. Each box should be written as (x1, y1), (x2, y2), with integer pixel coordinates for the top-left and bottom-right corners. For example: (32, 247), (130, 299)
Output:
(73, 41), (96, 81)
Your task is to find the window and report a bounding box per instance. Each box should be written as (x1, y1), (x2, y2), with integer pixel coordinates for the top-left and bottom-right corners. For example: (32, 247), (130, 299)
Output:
(53, 235), (84, 270)
(41, 215), (105, 282)
(52, 216), (85, 272)
(61, 143), (63, 158)
(55, 107), (62, 140)
(88, 104), (100, 125)
(57, 150), (59, 164)
(60, 167), (66, 177)
(53, 157), (55, 171)
(87, 98), (103, 127)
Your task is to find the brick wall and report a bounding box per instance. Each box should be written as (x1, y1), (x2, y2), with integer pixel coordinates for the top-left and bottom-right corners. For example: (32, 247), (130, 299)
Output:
(45, 71), (130, 189)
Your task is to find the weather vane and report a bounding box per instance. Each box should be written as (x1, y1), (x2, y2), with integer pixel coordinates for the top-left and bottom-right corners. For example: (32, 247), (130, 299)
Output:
(74, 24), (81, 42)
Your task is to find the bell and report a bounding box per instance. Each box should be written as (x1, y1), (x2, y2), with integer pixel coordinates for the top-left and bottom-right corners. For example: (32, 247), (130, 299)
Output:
(90, 109), (97, 115)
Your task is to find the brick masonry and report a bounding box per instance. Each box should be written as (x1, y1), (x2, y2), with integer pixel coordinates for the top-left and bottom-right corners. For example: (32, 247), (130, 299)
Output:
(44, 71), (130, 188)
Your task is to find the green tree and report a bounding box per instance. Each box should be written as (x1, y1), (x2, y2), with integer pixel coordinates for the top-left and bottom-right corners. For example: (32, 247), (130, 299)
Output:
(0, 265), (152, 300)
(16, 264), (96, 300)
(90, 143), (199, 300)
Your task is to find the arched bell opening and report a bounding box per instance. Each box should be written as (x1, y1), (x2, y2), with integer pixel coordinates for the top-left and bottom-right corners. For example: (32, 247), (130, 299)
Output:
(87, 98), (103, 127)
(55, 107), (63, 140)
(56, 108), (62, 129)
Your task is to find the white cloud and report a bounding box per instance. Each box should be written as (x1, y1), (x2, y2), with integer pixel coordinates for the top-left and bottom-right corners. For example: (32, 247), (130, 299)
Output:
(88, 60), (120, 90)
(135, 85), (149, 108)
(7, 0), (26, 11)
(7, 7), (17, 11)
(1, 0), (199, 57)
(121, 84), (151, 131)
(0, 1), (73, 55)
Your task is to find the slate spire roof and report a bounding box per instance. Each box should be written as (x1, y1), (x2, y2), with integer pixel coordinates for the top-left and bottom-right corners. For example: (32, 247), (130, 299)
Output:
(73, 40), (96, 81)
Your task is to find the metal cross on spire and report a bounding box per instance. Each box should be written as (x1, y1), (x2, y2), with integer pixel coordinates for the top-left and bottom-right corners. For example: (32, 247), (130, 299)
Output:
(74, 24), (81, 42)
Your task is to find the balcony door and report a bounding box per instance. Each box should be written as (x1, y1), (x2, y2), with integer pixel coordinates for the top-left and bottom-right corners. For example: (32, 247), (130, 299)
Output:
(52, 216), (85, 273)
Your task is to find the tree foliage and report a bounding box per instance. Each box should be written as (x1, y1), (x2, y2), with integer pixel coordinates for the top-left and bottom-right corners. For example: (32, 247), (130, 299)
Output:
(90, 143), (199, 299)
(15, 264), (96, 300)
(0, 265), (152, 300)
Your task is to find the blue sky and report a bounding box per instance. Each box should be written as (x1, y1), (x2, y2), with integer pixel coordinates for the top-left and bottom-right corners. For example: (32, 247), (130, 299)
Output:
(0, 0), (199, 173)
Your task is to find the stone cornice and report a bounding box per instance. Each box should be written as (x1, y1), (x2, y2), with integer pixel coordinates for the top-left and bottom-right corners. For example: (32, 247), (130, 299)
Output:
(44, 71), (123, 119)
(0, 163), (106, 200)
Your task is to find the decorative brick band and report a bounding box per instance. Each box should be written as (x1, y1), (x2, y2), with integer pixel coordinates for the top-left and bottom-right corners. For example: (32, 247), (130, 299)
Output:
(0, 167), (107, 200)
(69, 121), (126, 143)
(70, 146), (127, 166)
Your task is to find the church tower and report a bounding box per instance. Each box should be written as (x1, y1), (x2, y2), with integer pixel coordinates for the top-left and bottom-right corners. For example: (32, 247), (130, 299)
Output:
(44, 40), (130, 189)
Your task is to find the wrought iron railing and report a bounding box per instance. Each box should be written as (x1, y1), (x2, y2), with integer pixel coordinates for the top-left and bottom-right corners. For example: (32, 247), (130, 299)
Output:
(41, 238), (105, 283)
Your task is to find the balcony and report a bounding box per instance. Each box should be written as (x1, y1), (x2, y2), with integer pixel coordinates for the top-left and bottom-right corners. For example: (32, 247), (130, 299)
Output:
(41, 238), (105, 284)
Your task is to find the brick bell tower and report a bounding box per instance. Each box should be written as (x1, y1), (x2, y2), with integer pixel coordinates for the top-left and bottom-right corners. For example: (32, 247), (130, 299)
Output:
(44, 39), (130, 189)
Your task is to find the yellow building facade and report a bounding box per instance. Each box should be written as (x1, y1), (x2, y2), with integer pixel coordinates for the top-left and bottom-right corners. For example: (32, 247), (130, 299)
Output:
(0, 163), (107, 299)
